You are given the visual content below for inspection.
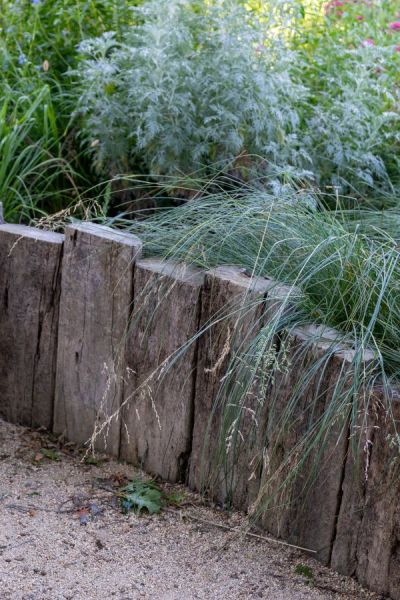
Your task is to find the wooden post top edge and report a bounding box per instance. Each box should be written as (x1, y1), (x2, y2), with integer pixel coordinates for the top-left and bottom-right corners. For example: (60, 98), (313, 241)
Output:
(371, 383), (400, 401)
(66, 222), (142, 248)
(136, 258), (204, 286)
(291, 324), (376, 363)
(205, 265), (301, 297)
(206, 265), (273, 294)
(0, 223), (64, 244)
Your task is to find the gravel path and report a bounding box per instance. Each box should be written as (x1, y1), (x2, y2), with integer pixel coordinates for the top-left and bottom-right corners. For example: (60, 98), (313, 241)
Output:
(0, 419), (378, 600)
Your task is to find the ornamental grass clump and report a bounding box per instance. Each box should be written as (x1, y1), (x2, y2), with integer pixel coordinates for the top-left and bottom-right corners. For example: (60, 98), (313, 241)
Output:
(107, 187), (399, 509)
(0, 88), (82, 222)
(117, 189), (400, 377)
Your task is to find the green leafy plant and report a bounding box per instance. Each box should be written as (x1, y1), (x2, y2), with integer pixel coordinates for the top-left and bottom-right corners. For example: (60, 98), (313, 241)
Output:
(40, 448), (61, 461)
(293, 2), (400, 198)
(119, 478), (183, 515)
(0, 87), (83, 222)
(294, 563), (314, 579)
(0, 0), (137, 86)
(1, 0), (399, 222)
(0, 0), (138, 223)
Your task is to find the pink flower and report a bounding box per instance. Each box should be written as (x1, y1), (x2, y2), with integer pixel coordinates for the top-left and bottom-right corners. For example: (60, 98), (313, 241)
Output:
(325, 0), (343, 12)
(355, 15), (364, 21)
(389, 21), (400, 30)
(395, 45), (400, 52)
(361, 38), (375, 47)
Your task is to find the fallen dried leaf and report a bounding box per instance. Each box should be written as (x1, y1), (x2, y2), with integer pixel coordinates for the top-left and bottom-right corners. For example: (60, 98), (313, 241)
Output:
(77, 508), (90, 526)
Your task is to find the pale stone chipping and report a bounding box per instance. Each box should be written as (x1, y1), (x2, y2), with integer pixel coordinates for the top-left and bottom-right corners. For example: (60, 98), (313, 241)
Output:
(120, 259), (204, 482)
(53, 223), (142, 455)
(0, 224), (64, 428)
(0, 417), (382, 600)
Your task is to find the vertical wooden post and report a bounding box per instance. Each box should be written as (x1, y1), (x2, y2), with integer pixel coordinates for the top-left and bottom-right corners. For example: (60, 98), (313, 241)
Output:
(53, 223), (142, 455)
(259, 325), (375, 564)
(120, 259), (204, 482)
(188, 266), (272, 507)
(0, 224), (63, 428)
(331, 387), (400, 598)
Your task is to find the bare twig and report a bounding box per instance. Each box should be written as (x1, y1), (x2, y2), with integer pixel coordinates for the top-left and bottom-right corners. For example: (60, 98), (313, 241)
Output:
(5, 503), (54, 513)
(164, 508), (317, 554)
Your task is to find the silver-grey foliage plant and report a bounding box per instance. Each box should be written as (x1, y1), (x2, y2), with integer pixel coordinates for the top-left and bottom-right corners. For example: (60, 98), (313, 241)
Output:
(74, 0), (308, 177)
(74, 0), (399, 195)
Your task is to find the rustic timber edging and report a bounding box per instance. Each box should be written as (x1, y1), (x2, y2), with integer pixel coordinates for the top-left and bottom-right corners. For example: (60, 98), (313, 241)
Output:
(0, 221), (399, 599)
(0, 224), (63, 428)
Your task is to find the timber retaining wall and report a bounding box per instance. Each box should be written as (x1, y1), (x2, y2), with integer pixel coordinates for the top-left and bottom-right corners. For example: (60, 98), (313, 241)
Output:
(0, 221), (399, 599)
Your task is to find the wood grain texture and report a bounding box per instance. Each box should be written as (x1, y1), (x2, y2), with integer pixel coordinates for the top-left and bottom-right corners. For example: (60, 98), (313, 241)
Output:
(188, 266), (272, 507)
(120, 259), (204, 482)
(213, 279), (297, 512)
(0, 224), (64, 428)
(53, 223), (142, 455)
(331, 388), (400, 599)
(259, 326), (375, 564)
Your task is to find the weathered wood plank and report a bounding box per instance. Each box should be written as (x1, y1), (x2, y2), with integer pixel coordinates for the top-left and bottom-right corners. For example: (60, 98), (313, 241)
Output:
(0, 224), (64, 428)
(53, 223), (142, 455)
(259, 326), (375, 564)
(213, 279), (297, 511)
(329, 404), (375, 578)
(120, 259), (204, 482)
(331, 388), (400, 599)
(188, 266), (272, 507)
